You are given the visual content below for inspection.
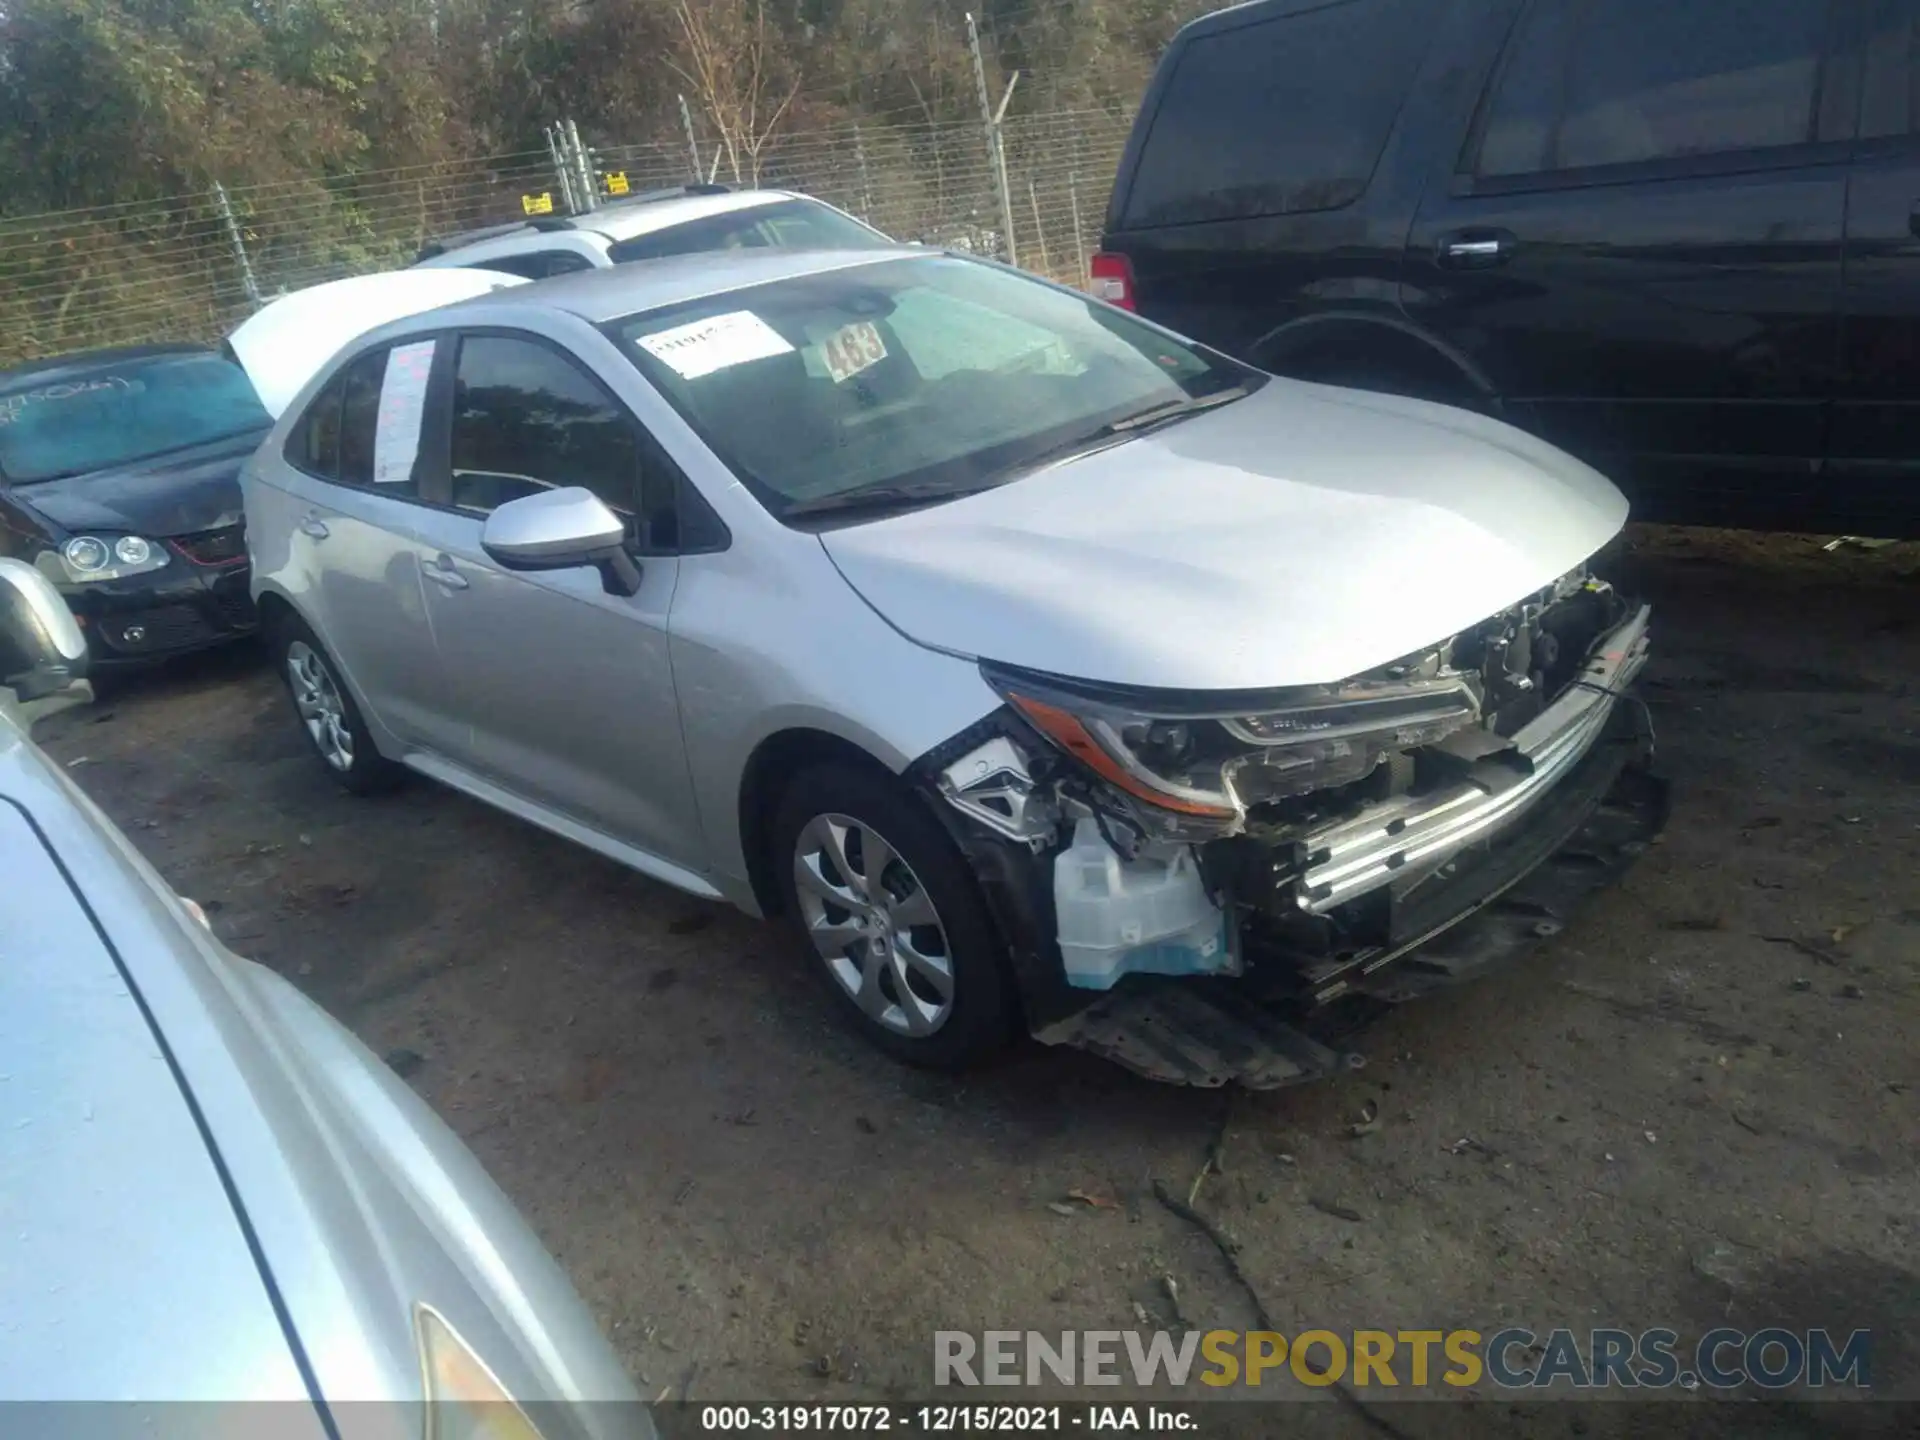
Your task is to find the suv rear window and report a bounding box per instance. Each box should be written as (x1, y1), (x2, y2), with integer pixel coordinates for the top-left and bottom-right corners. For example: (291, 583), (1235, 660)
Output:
(1119, 0), (1434, 229)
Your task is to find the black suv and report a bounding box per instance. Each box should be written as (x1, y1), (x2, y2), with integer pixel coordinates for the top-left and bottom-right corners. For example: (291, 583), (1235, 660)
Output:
(1098, 0), (1920, 537)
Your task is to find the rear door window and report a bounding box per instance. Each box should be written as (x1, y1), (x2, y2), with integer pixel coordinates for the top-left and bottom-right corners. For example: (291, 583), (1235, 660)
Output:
(1477, 0), (1831, 177)
(286, 343), (435, 500)
(1119, 0), (1435, 228)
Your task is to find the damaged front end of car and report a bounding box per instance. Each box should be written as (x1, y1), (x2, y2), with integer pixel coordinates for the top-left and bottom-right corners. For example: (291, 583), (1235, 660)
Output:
(911, 569), (1668, 1089)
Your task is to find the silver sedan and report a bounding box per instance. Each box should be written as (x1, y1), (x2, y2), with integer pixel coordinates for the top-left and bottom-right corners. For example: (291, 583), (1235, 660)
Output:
(0, 557), (646, 1434)
(237, 247), (1659, 1085)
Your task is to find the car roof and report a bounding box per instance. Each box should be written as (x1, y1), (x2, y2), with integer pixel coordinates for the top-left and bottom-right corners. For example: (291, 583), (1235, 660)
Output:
(418, 188), (803, 261)
(441, 244), (928, 326)
(0, 343), (216, 393)
(418, 218), (549, 256)
(572, 189), (800, 244)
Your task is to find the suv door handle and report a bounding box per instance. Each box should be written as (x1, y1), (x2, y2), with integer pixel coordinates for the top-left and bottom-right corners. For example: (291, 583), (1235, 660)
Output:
(298, 514), (330, 540)
(1437, 229), (1516, 269)
(423, 554), (470, 591)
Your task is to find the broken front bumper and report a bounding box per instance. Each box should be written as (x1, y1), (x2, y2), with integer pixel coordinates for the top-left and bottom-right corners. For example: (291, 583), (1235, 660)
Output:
(1300, 602), (1651, 914)
(920, 595), (1665, 1088)
(1033, 702), (1667, 1088)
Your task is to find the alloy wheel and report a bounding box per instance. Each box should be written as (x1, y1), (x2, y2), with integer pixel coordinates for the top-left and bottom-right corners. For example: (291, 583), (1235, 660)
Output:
(286, 639), (353, 772)
(792, 812), (955, 1037)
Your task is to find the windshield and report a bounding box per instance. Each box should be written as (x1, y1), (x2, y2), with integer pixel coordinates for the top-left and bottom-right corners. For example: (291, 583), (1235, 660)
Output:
(0, 352), (270, 484)
(612, 255), (1255, 519)
(605, 198), (887, 264)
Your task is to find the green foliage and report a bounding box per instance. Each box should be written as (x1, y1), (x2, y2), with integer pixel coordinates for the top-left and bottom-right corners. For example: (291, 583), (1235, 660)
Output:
(0, 0), (1215, 360)
(1, 0), (1213, 211)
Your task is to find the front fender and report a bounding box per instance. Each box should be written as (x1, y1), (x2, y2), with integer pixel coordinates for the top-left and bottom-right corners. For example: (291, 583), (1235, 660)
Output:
(667, 540), (1003, 910)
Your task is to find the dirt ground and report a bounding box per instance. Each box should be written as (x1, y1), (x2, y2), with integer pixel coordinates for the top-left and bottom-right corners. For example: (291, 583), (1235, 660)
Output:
(36, 526), (1919, 1436)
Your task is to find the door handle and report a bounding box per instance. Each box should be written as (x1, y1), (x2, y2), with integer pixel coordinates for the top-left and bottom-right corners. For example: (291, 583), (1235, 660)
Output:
(1437, 229), (1516, 269)
(423, 555), (470, 591)
(298, 514), (329, 540)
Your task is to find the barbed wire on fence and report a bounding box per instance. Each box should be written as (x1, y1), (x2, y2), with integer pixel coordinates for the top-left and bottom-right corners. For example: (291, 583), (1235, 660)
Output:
(0, 110), (1133, 368)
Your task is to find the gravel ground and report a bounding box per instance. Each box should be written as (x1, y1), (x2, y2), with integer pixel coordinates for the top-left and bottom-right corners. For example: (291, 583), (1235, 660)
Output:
(35, 526), (1918, 1437)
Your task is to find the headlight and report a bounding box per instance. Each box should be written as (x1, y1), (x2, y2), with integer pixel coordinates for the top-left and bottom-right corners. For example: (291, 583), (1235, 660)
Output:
(417, 1304), (545, 1440)
(65, 536), (110, 572)
(38, 533), (171, 585)
(989, 664), (1481, 823)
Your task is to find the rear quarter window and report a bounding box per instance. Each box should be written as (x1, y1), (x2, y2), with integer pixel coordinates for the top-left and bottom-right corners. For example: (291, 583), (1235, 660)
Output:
(1120, 0), (1436, 229)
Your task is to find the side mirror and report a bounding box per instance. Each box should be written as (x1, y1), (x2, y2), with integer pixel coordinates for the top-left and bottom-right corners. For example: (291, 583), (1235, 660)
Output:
(0, 556), (91, 727)
(480, 487), (642, 597)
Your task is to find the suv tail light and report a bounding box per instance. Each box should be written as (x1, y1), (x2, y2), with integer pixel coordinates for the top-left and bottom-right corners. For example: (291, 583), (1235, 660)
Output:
(1088, 251), (1136, 310)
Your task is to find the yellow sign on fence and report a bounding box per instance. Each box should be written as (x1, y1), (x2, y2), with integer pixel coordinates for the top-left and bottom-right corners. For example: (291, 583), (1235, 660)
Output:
(521, 192), (555, 216)
(604, 171), (630, 196)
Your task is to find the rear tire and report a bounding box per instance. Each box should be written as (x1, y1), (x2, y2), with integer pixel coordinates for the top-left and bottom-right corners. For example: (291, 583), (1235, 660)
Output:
(771, 761), (1017, 1069)
(271, 613), (404, 796)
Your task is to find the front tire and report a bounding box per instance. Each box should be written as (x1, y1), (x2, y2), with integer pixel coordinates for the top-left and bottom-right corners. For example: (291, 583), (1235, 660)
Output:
(273, 614), (403, 795)
(771, 761), (1016, 1069)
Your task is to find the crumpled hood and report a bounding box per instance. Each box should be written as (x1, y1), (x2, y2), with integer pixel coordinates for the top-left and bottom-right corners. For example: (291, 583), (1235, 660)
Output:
(229, 269), (527, 418)
(820, 379), (1630, 691)
(16, 432), (257, 537)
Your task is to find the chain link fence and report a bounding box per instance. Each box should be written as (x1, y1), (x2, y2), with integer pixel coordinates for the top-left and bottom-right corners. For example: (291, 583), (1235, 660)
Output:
(0, 110), (1133, 369)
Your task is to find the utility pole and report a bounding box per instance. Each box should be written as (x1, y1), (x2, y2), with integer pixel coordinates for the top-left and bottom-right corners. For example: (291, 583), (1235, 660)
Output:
(1068, 171), (1088, 289)
(567, 118), (597, 211)
(853, 123), (874, 222)
(546, 123), (579, 214)
(966, 11), (1018, 267)
(1027, 177), (1050, 275)
(212, 182), (261, 307)
(678, 95), (703, 182)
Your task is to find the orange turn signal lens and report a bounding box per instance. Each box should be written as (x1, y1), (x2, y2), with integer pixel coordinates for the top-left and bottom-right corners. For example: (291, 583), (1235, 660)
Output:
(1008, 693), (1235, 819)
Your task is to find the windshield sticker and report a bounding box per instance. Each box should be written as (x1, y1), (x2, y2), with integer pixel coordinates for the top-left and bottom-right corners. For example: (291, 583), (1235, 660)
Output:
(0, 377), (133, 425)
(372, 340), (436, 485)
(637, 310), (794, 380)
(820, 321), (887, 384)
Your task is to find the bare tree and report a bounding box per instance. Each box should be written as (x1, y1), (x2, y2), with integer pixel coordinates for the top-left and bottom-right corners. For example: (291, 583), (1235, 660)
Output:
(671, 0), (799, 186)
